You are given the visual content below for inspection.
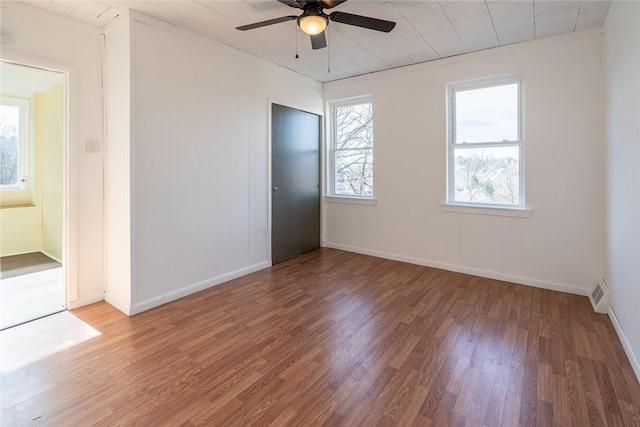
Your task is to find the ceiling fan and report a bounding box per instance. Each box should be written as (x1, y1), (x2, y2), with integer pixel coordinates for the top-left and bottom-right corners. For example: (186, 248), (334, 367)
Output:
(236, 0), (396, 50)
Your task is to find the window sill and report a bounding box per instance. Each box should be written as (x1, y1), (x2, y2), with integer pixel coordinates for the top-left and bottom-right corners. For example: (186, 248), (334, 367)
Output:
(0, 189), (33, 208)
(441, 203), (532, 218)
(324, 196), (377, 206)
(0, 203), (36, 209)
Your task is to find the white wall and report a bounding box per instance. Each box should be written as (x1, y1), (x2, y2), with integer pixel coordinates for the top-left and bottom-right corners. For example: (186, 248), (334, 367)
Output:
(324, 29), (603, 296)
(0, 93), (39, 257)
(39, 83), (64, 262)
(105, 12), (323, 314)
(0, 206), (40, 255)
(603, 0), (640, 379)
(0, 83), (63, 261)
(103, 17), (132, 314)
(0, 3), (105, 306)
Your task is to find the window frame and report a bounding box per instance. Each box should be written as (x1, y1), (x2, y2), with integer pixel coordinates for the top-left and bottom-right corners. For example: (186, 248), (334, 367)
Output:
(0, 96), (30, 191)
(446, 75), (525, 209)
(327, 95), (375, 199)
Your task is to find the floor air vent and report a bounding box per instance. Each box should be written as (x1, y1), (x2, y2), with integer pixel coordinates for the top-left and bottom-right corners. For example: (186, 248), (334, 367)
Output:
(589, 278), (610, 314)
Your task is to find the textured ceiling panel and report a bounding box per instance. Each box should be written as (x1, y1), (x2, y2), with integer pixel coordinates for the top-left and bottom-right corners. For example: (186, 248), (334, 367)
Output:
(15, 0), (611, 82)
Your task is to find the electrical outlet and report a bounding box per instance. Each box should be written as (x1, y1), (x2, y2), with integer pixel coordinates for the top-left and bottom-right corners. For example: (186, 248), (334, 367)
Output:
(261, 226), (267, 237)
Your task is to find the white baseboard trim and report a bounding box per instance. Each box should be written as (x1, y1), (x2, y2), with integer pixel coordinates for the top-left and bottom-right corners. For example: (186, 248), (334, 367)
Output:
(40, 250), (62, 264)
(324, 242), (590, 296)
(68, 293), (104, 310)
(104, 292), (132, 315)
(129, 261), (272, 316)
(608, 306), (640, 383)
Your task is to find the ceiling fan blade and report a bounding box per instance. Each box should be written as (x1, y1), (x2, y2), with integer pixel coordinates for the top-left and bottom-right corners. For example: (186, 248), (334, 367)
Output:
(310, 31), (327, 49)
(329, 11), (396, 32)
(320, 0), (348, 9)
(276, 0), (306, 9)
(236, 15), (297, 31)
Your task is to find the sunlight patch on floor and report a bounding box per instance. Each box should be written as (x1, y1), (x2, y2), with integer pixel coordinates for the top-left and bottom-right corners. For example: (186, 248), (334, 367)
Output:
(0, 311), (101, 375)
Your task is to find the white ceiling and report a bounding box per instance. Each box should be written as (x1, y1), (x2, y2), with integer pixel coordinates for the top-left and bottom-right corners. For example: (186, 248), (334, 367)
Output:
(0, 62), (64, 97)
(15, 0), (611, 82)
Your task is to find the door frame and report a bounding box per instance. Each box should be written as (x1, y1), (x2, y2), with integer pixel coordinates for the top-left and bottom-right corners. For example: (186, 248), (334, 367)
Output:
(267, 98), (324, 264)
(1, 55), (78, 307)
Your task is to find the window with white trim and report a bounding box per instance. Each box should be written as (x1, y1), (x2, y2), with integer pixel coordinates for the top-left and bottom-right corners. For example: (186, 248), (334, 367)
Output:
(0, 97), (29, 190)
(328, 96), (374, 198)
(447, 77), (524, 208)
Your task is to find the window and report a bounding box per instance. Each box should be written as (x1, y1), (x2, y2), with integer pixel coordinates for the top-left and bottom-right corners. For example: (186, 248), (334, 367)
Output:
(447, 77), (524, 208)
(329, 96), (374, 198)
(0, 97), (29, 190)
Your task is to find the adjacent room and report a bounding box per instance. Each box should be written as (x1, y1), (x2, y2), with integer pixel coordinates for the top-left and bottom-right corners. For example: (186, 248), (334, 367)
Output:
(0, 62), (65, 331)
(0, 0), (638, 425)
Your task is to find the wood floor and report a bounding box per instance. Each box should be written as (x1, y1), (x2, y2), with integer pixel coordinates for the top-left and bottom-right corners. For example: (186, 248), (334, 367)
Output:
(2, 248), (639, 426)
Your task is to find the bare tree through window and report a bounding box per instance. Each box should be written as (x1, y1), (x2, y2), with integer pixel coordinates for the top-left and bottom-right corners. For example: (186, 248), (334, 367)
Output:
(454, 148), (519, 204)
(0, 104), (20, 186)
(448, 79), (523, 206)
(334, 102), (373, 197)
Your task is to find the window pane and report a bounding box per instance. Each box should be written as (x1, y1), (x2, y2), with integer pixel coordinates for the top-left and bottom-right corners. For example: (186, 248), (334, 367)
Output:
(455, 83), (518, 143)
(335, 148), (373, 197)
(335, 103), (373, 150)
(453, 146), (519, 205)
(0, 105), (20, 185)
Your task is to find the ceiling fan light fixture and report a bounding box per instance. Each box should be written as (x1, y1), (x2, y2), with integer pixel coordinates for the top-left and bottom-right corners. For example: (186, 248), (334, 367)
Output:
(298, 12), (328, 35)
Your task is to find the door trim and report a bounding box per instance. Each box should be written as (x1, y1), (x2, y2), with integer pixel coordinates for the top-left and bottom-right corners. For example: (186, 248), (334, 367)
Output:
(267, 98), (324, 264)
(0, 55), (78, 308)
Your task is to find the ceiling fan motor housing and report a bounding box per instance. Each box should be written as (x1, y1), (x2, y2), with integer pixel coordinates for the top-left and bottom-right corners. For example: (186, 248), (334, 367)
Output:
(235, 0), (396, 49)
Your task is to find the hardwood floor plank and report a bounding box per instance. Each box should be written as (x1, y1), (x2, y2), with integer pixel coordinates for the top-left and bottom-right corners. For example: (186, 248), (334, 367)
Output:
(427, 390), (459, 424)
(536, 399), (554, 427)
(519, 358), (538, 424)
(619, 400), (640, 426)
(551, 366), (572, 427)
(501, 391), (522, 426)
(1, 248), (638, 426)
(578, 357), (612, 426)
(482, 358), (510, 427)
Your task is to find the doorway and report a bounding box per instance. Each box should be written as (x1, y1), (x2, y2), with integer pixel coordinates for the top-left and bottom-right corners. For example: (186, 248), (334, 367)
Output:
(271, 104), (321, 264)
(0, 61), (66, 330)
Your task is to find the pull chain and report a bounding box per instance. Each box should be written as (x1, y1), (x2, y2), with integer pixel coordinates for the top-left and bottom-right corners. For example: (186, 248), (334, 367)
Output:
(327, 25), (331, 74)
(295, 24), (299, 59)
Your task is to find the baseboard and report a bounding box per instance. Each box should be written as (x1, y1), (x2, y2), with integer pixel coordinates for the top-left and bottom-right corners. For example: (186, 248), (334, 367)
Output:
(40, 250), (62, 264)
(129, 261), (272, 315)
(68, 293), (105, 310)
(608, 306), (640, 383)
(0, 249), (38, 258)
(104, 292), (131, 315)
(324, 242), (590, 296)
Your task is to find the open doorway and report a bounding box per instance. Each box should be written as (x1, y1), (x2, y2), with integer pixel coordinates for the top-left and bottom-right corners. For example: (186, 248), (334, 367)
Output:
(0, 61), (66, 330)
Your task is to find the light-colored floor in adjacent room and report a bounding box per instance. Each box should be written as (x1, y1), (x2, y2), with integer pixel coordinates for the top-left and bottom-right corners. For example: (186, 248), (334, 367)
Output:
(0, 267), (64, 330)
(0, 252), (61, 280)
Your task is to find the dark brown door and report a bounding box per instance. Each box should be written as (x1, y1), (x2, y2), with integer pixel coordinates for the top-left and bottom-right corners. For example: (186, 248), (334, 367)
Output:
(271, 104), (321, 264)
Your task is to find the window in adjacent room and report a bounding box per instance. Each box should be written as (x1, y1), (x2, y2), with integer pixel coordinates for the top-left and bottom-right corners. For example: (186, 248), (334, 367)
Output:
(328, 96), (374, 198)
(0, 96), (29, 191)
(447, 77), (524, 208)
